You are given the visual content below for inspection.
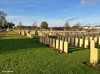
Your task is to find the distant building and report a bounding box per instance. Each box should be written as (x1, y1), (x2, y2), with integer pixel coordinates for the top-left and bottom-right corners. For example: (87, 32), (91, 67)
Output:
(83, 26), (90, 29)
(83, 25), (100, 30)
(94, 25), (100, 30)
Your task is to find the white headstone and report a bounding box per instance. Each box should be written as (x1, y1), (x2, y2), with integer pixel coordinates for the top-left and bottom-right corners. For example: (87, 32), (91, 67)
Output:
(60, 40), (64, 51)
(84, 38), (89, 48)
(53, 39), (56, 48)
(56, 39), (59, 50)
(90, 40), (95, 49)
(75, 38), (78, 46)
(90, 48), (99, 64)
(64, 41), (68, 53)
(79, 38), (83, 47)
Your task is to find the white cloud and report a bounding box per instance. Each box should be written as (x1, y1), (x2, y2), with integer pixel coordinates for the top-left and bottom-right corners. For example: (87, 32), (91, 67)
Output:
(80, 0), (100, 6)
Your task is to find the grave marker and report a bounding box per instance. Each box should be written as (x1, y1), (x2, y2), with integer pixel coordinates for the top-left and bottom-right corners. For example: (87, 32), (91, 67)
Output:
(64, 41), (68, 53)
(79, 38), (83, 47)
(90, 48), (99, 64)
(60, 40), (64, 51)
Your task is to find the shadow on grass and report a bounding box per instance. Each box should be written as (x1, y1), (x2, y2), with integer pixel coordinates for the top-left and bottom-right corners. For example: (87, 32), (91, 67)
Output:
(68, 45), (86, 53)
(96, 45), (100, 49)
(84, 60), (100, 71)
(0, 37), (44, 54)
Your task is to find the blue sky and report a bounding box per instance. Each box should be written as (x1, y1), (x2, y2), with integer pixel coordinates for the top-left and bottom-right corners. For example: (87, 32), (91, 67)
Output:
(0, 0), (100, 26)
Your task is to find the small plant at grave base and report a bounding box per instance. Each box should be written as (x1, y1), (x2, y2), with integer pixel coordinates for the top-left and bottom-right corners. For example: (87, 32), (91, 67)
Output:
(48, 35), (57, 39)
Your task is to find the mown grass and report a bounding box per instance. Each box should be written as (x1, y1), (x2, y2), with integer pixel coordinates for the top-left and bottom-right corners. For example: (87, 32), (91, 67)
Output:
(0, 31), (100, 74)
(0, 31), (25, 39)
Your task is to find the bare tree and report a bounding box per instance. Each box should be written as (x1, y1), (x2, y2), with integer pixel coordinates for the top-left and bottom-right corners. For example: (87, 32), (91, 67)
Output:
(16, 21), (25, 29)
(40, 21), (48, 30)
(72, 22), (83, 31)
(64, 22), (70, 30)
(0, 11), (7, 27)
(32, 21), (37, 29)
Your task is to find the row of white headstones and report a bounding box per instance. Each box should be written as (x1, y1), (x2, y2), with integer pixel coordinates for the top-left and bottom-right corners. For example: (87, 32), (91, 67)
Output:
(15, 30), (35, 38)
(15, 30), (99, 65)
(39, 35), (99, 65)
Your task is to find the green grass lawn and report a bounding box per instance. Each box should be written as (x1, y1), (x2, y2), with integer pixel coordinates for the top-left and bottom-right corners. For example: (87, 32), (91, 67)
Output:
(0, 31), (100, 74)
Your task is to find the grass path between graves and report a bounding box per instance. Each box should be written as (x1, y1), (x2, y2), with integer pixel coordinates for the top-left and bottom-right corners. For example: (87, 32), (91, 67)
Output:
(0, 31), (100, 74)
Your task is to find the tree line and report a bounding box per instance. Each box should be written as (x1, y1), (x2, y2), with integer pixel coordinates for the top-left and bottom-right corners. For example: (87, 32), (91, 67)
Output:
(17, 21), (83, 31)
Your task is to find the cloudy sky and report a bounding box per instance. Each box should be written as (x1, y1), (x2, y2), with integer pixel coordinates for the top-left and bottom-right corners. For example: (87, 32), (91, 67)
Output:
(0, 0), (100, 26)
